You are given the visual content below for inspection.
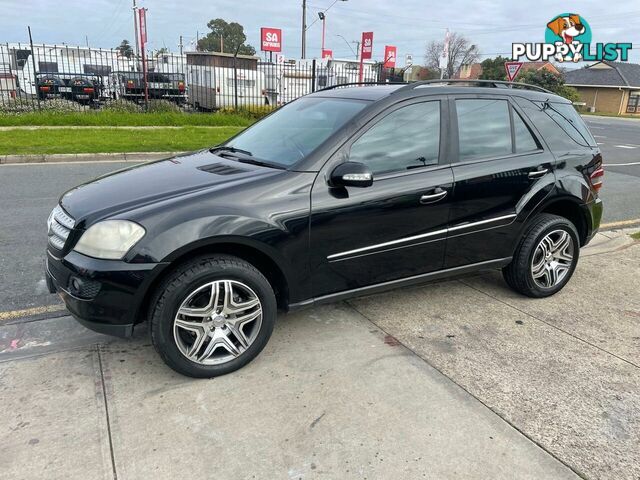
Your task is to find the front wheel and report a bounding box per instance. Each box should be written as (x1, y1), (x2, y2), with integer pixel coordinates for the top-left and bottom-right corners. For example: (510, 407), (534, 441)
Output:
(503, 214), (580, 298)
(150, 255), (277, 378)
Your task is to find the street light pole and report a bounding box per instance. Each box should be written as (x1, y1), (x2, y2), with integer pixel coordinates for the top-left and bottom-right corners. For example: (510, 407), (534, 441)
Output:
(301, 0), (307, 59)
(132, 0), (140, 59)
(318, 12), (326, 57)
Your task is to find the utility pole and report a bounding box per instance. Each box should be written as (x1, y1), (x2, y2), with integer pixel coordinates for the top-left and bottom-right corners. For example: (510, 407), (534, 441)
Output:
(132, 0), (140, 59)
(301, 0), (307, 59)
(179, 35), (183, 55)
(354, 41), (360, 60)
(220, 34), (224, 53)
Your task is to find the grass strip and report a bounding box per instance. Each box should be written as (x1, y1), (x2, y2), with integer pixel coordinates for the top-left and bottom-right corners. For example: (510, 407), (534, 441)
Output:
(0, 126), (244, 155)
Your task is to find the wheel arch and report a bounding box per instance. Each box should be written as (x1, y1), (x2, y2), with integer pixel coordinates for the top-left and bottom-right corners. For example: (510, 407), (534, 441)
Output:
(534, 196), (590, 246)
(135, 238), (293, 325)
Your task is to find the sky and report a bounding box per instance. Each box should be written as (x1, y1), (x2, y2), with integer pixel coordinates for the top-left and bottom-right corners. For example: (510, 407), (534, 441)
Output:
(1, 0), (638, 65)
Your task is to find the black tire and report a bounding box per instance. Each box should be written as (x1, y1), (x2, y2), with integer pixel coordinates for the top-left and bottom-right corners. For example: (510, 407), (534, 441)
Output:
(502, 214), (580, 298)
(150, 254), (277, 378)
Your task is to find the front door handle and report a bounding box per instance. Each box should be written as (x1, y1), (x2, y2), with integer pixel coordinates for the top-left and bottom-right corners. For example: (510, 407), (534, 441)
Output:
(528, 168), (549, 179)
(420, 189), (447, 204)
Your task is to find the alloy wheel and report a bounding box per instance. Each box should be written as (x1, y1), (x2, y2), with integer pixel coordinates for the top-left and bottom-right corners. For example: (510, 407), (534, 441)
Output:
(173, 280), (262, 365)
(530, 229), (575, 289)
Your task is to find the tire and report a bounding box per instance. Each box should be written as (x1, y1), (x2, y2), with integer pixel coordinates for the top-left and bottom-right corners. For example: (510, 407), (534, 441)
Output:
(502, 214), (580, 298)
(150, 254), (277, 378)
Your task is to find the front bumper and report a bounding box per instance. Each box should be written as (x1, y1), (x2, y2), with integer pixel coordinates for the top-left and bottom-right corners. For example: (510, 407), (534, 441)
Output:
(46, 249), (166, 338)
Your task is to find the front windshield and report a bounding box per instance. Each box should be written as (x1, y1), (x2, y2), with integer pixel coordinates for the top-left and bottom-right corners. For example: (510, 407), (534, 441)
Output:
(226, 97), (369, 167)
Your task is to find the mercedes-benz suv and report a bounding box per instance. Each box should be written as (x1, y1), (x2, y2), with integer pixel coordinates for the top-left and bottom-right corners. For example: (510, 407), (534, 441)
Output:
(46, 80), (604, 378)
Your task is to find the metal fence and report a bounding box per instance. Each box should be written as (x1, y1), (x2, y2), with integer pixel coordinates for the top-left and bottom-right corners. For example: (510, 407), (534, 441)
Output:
(0, 42), (406, 114)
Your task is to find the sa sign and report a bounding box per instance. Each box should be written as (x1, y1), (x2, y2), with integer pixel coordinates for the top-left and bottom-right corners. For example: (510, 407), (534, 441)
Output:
(261, 27), (282, 52)
(384, 45), (397, 68)
(361, 31), (374, 60)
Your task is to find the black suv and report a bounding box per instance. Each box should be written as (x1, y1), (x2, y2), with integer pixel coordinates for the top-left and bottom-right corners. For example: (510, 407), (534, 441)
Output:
(46, 80), (603, 377)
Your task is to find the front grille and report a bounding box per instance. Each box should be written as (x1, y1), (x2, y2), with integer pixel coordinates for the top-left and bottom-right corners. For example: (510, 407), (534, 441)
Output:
(48, 204), (75, 250)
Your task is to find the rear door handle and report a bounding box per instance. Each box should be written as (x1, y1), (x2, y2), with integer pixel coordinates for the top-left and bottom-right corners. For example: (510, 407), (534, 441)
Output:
(420, 189), (447, 204)
(528, 168), (549, 179)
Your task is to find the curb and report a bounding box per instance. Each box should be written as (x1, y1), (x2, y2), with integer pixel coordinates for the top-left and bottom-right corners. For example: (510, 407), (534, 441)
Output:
(0, 151), (188, 164)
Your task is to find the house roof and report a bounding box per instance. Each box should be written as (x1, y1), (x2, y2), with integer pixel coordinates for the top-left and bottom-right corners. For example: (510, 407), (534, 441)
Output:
(565, 61), (640, 88)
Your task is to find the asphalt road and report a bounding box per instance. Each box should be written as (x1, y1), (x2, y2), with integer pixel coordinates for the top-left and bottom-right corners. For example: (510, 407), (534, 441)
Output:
(1, 116), (639, 313)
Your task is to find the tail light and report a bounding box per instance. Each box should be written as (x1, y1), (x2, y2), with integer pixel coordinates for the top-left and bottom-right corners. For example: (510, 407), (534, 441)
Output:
(83, 87), (94, 94)
(39, 86), (51, 92)
(127, 80), (134, 89)
(590, 167), (604, 192)
(178, 81), (185, 92)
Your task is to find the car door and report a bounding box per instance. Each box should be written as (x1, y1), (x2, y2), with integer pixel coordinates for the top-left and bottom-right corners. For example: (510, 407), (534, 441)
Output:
(444, 94), (557, 268)
(309, 97), (453, 298)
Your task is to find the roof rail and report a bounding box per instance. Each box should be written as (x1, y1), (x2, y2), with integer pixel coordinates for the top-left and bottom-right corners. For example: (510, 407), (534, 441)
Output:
(315, 81), (408, 92)
(393, 79), (553, 94)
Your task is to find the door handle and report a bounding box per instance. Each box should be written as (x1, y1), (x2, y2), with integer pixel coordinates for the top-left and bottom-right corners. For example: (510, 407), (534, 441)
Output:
(528, 168), (549, 179)
(420, 189), (447, 204)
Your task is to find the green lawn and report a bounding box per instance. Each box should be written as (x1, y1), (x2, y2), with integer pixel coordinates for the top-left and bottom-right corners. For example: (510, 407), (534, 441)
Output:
(631, 231), (640, 240)
(0, 111), (257, 127)
(0, 126), (245, 155)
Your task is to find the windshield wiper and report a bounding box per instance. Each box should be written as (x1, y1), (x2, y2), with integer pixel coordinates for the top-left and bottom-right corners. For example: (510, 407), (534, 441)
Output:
(209, 146), (254, 156)
(211, 146), (285, 170)
(235, 157), (286, 170)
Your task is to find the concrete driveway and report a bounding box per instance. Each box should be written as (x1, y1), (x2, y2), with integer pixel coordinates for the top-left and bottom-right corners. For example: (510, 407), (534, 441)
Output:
(1, 230), (638, 479)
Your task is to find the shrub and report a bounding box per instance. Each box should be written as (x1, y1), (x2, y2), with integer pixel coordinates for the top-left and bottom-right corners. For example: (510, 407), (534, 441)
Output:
(0, 98), (83, 114)
(146, 99), (181, 113)
(102, 99), (142, 113)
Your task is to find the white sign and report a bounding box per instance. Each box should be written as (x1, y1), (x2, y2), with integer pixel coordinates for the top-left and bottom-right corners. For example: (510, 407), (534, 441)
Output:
(276, 54), (285, 65)
(405, 54), (413, 67)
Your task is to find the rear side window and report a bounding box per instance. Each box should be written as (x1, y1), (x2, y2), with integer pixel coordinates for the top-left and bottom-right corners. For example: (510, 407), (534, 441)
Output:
(456, 99), (511, 160)
(513, 111), (540, 153)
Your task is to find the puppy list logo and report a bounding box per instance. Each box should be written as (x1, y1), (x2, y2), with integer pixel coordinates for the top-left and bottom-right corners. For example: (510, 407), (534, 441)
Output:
(512, 13), (632, 63)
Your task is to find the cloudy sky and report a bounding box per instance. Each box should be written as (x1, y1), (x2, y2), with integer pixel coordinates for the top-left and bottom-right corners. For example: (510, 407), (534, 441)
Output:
(1, 0), (638, 64)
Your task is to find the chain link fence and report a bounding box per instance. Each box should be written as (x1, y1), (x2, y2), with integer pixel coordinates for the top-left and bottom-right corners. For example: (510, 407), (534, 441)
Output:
(0, 42), (407, 114)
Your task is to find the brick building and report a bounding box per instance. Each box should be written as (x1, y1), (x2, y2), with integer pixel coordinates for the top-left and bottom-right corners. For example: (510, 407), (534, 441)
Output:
(565, 61), (640, 115)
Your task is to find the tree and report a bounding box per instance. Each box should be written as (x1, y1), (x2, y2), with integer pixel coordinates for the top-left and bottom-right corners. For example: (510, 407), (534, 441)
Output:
(478, 55), (510, 81)
(518, 69), (580, 102)
(154, 47), (169, 57)
(116, 39), (134, 59)
(425, 32), (479, 79)
(197, 19), (256, 55)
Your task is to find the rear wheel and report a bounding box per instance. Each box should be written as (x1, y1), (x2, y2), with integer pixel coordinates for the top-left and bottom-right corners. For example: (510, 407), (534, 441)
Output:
(503, 214), (579, 298)
(150, 255), (276, 378)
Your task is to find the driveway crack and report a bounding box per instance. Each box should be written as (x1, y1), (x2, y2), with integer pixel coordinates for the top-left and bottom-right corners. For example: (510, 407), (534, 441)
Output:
(97, 344), (118, 480)
(458, 279), (640, 370)
(344, 300), (588, 480)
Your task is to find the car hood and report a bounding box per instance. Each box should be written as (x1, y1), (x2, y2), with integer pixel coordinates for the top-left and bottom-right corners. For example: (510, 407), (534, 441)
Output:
(60, 150), (282, 227)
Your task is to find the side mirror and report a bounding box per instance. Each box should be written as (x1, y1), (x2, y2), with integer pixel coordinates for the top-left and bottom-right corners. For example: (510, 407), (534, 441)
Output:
(329, 162), (373, 188)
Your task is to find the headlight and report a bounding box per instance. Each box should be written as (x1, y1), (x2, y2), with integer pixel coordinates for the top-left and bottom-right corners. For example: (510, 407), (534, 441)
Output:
(74, 220), (146, 260)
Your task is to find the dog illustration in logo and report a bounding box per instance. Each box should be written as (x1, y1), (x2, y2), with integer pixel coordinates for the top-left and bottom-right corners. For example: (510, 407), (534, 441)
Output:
(547, 14), (586, 62)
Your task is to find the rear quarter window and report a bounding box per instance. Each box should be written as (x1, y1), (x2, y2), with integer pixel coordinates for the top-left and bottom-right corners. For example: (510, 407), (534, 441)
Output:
(513, 97), (592, 152)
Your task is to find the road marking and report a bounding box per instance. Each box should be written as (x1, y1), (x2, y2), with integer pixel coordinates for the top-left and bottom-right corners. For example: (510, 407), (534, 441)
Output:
(0, 304), (65, 322)
(606, 161), (640, 166)
(614, 145), (638, 149)
(601, 219), (640, 229)
(597, 143), (605, 145)
(593, 135), (607, 138)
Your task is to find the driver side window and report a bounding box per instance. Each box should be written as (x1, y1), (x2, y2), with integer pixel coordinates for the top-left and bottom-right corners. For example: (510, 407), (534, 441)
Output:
(349, 101), (440, 175)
